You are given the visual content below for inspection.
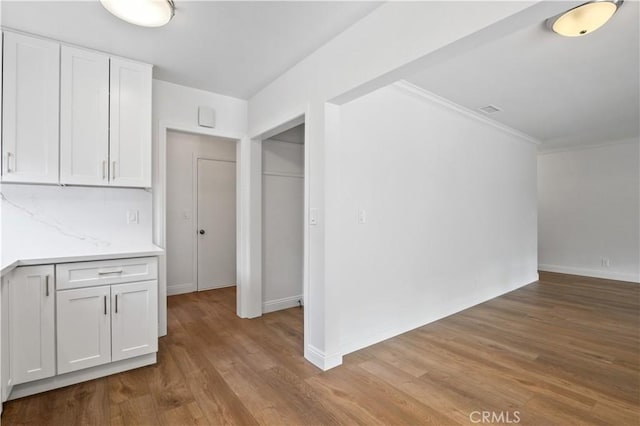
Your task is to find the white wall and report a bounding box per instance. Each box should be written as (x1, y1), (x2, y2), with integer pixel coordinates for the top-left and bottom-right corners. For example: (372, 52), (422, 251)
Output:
(538, 139), (640, 282)
(329, 84), (539, 355)
(262, 139), (304, 313)
(151, 79), (248, 332)
(247, 1), (564, 370)
(165, 130), (236, 295)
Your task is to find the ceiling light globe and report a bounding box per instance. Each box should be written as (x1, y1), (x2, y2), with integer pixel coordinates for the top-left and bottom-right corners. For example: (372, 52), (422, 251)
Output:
(100, 0), (175, 28)
(551, 1), (621, 37)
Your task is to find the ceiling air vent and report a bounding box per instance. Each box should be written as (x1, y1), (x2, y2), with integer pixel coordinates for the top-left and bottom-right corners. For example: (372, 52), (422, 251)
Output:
(479, 105), (501, 114)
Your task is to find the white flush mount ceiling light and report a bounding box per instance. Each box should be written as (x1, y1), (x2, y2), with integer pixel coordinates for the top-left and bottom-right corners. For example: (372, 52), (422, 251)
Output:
(547, 0), (623, 37)
(100, 0), (175, 27)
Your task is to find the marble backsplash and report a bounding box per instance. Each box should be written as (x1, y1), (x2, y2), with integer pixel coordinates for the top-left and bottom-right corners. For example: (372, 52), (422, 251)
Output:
(1, 183), (153, 261)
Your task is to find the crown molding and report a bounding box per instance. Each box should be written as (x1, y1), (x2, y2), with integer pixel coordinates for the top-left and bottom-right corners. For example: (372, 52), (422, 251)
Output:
(537, 137), (639, 155)
(392, 80), (541, 146)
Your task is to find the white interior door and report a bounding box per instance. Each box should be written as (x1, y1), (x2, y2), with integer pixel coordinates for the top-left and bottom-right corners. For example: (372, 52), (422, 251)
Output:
(197, 158), (237, 291)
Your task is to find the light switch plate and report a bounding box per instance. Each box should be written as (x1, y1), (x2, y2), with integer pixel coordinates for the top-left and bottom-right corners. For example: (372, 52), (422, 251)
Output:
(127, 209), (139, 224)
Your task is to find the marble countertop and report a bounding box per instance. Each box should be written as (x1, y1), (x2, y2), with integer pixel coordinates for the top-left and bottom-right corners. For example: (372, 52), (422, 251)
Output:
(1, 244), (164, 277)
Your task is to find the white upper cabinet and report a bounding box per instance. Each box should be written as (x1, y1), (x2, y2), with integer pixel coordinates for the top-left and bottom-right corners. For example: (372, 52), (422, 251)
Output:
(1, 31), (152, 188)
(60, 46), (110, 186)
(2, 32), (59, 184)
(109, 58), (152, 188)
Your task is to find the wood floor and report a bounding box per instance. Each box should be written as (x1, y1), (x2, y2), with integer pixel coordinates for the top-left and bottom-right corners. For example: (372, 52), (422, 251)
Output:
(2, 272), (639, 425)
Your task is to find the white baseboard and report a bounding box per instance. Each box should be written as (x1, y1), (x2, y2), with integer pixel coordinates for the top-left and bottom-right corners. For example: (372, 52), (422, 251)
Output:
(539, 264), (639, 283)
(305, 344), (343, 371)
(340, 275), (538, 357)
(167, 282), (195, 295)
(262, 294), (302, 314)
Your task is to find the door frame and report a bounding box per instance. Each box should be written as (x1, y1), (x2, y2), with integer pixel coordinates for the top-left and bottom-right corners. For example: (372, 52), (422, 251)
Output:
(192, 155), (237, 292)
(157, 121), (257, 335)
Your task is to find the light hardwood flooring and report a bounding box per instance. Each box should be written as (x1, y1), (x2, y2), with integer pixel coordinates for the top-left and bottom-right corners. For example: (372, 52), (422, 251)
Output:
(2, 272), (639, 425)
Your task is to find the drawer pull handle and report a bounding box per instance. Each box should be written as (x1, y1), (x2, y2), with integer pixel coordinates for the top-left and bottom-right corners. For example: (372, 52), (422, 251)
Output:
(45, 275), (50, 296)
(98, 269), (123, 275)
(115, 294), (118, 313)
(104, 295), (107, 315)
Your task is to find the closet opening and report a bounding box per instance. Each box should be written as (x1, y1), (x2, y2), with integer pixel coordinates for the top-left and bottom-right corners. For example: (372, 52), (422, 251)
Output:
(262, 124), (305, 313)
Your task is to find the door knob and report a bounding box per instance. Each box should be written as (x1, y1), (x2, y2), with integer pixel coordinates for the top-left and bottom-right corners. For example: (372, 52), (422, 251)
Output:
(199, 229), (205, 235)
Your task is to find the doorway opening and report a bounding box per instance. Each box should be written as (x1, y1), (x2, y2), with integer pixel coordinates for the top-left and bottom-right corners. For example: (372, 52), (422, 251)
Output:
(262, 124), (305, 313)
(165, 130), (238, 296)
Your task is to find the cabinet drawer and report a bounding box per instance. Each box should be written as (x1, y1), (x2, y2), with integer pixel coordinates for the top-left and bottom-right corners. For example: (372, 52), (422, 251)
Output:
(56, 257), (157, 290)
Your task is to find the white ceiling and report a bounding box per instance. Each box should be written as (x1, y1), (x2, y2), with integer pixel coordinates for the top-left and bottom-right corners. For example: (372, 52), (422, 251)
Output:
(1, 1), (381, 99)
(407, 1), (639, 150)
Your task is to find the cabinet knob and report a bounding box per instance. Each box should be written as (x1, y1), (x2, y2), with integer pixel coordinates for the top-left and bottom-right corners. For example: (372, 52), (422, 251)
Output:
(199, 229), (205, 235)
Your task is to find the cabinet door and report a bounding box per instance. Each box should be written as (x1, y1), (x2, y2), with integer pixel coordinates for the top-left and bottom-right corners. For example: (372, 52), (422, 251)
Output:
(109, 58), (152, 188)
(60, 46), (110, 185)
(111, 281), (158, 362)
(57, 285), (111, 374)
(2, 32), (59, 184)
(8, 265), (55, 385)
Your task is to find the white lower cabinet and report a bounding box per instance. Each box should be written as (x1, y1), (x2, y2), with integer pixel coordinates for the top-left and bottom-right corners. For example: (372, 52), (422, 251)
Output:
(7, 265), (55, 385)
(56, 285), (111, 374)
(57, 280), (158, 374)
(111, 281), (158, 362)
(0, 257), (158, 401)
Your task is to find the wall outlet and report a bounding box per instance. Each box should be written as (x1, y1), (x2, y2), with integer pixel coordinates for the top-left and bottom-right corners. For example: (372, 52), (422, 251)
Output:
(601, 257), (611, 268)
(127, 209), (139, 225)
